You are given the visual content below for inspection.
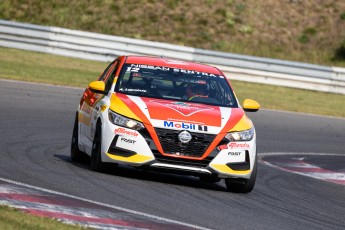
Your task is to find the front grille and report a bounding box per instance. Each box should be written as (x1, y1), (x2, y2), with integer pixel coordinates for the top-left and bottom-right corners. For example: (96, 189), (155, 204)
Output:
(155, 128), (216, 158)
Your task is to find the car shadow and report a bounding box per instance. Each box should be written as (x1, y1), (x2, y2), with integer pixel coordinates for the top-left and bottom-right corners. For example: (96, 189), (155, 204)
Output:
(54, 154), (227, 192)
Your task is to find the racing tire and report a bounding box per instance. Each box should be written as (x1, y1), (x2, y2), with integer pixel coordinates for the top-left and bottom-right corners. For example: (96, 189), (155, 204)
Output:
(225, 155), (257, 193)
(71, 114), (84, 162)
(90, 122), (106, 172)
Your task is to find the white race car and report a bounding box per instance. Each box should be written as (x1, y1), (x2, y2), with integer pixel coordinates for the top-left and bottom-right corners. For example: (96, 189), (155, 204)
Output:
(71, 56), (260, 193)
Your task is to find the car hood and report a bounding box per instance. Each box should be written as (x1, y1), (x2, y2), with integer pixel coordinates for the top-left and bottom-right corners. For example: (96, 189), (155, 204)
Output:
(110, 93), (251, 134)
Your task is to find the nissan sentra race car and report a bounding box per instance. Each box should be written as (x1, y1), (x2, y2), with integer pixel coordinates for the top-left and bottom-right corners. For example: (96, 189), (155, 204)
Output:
(71, 56), (260, 193)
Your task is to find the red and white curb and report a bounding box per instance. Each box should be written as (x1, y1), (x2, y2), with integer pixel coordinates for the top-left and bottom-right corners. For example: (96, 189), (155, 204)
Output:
(0, 178), (208, 230)
(258, 153), (345, 185)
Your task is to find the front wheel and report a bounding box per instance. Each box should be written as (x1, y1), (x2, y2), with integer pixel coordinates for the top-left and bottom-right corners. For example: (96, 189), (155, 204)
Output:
(90, 122), (105, 172)
(225, 155), (257, 193)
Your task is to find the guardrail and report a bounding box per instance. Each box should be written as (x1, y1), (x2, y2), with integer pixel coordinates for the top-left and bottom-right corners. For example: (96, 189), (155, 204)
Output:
(1, 19), (345, 94)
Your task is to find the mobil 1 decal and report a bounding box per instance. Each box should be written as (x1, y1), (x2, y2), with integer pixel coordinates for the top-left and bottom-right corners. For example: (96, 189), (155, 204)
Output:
(164, 121), (208, 132)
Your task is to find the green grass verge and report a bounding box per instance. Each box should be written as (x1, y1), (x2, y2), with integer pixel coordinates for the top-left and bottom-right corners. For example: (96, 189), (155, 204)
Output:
(232, 81), (345, 118)
(1, 47), (345, 118)
(0, 205), (87, 230)
(0, 47), (105, 88)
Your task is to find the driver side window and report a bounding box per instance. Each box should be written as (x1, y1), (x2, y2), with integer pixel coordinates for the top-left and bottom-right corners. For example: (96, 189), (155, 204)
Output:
(98, 62), (113, 81)
(104, 61), (119, 93)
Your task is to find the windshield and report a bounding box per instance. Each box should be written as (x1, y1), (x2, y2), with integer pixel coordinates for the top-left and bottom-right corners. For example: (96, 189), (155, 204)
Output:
(115, 64), (238, 107)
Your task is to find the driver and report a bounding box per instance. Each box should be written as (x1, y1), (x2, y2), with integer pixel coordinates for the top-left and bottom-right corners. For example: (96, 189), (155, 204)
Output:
(186, 83), (209, 100)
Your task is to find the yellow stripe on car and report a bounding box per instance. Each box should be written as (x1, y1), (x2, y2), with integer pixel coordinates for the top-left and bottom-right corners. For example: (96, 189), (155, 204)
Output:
(106, 153), (153, 164)
(228, 115), (252, 132)
(210, 164), (250, 175)
(110, 94), (142, 121)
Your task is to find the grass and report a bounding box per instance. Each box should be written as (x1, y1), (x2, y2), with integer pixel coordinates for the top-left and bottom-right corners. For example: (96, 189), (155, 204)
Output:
(0, 47), (105, 88)
(1, 0), (345, 66)
(1, 47), (345, 118)
(232, 81), (345, 118)
(0, 205), (87, 230)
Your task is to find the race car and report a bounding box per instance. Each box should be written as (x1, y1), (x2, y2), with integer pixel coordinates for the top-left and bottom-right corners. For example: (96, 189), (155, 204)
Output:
(71, 56), (260, 193)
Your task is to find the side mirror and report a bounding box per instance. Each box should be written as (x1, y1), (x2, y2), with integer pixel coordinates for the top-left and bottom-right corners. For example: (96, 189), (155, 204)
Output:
(88, 81), (105, 94)
(243, 99), (260, 112)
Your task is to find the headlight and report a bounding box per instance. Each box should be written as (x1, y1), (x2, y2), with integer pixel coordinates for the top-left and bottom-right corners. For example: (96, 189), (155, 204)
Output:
(225, 128), (254, 141)
(108, 110), (144, 131)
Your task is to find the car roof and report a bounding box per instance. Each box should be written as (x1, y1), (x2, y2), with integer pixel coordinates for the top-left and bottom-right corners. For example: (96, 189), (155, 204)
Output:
(124, 56), (222, 75)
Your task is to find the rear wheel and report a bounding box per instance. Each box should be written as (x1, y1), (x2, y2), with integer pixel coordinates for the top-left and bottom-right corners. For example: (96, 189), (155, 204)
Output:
(225, 155), (257, 193)
(71, 114), (84, 162)
(90, 122), (105, 172)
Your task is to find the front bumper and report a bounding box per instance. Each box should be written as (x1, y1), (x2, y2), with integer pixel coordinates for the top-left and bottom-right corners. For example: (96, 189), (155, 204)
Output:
(101, 122), (256, 179)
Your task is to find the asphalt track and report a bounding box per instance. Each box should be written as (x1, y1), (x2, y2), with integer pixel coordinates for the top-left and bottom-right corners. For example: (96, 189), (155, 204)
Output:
(0, 79), (344, 230)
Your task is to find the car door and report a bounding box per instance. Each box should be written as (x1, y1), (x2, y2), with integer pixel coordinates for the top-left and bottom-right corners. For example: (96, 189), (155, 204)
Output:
(89, 60), (120, 142)
(78, 61), (117, 153)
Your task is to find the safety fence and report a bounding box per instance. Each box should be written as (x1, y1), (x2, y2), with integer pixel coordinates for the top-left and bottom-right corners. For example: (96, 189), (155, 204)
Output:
(1, 19), (345, 94)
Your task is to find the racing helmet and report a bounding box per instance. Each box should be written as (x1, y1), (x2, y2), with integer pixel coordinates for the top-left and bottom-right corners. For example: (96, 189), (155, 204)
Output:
(186, 83), (209, 99)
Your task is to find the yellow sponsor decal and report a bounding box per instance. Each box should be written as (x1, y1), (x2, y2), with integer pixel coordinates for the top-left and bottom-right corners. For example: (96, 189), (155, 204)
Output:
(106, 153), (153, 164)
(78, 112), (91, 126)
(228, 115), (252, 132)
(210, 164), (250, 175)
(79, 102), (92, 126)
(100, 104), (108, 112)
(110, 95), (142, 121)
